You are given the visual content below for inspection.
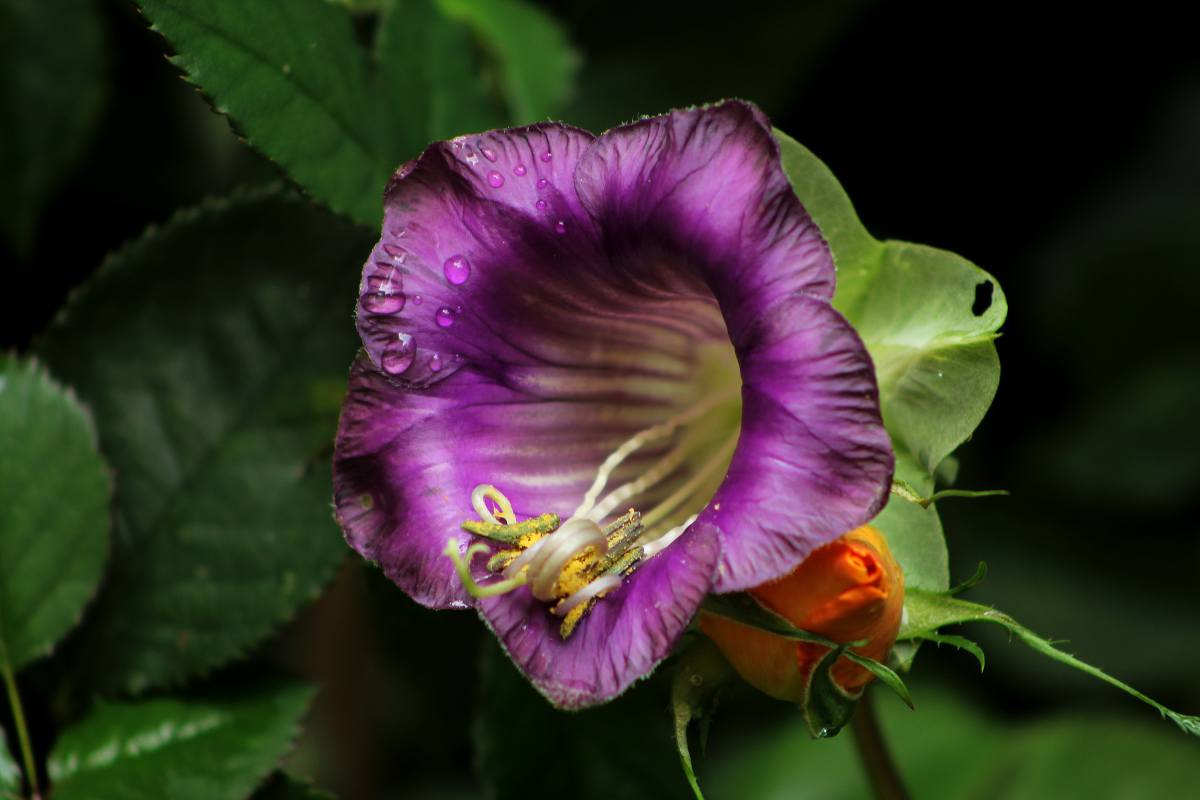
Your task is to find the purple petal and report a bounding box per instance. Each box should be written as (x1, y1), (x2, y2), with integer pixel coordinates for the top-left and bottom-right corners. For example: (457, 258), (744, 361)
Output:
(478, 521), (720, 709)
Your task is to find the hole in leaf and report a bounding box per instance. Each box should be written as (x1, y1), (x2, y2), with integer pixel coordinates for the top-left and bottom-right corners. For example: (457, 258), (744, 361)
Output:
(972, 281), (994, 316)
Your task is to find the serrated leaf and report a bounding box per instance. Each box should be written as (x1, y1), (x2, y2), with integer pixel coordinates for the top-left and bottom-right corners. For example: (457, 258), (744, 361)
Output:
(0, 725), (19, 797)
(47, 678), (313, 800)
(251, 772), (334, 800)
(476, 639), (691, 800)
(136, 0), (390, 226)
(0, 358), (109, 671)
(37, 189), (370, 694)
(0, 0), (106, 257)
(920, 633), (986, 672)
(375, 0), (504, 155)
(436, 0), (578, 123)
(900, 590), (1200, 738)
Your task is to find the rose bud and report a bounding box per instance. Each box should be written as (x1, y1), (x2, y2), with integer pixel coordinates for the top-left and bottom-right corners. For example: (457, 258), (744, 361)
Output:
(700, 525), (904, 701)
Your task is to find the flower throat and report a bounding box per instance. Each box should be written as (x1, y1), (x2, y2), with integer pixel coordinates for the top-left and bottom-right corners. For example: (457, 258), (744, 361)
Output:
(444, 382), (741, 640)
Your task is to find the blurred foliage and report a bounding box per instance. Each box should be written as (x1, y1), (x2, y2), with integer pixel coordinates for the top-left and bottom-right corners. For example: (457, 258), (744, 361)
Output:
(0, 0), (1197, 798)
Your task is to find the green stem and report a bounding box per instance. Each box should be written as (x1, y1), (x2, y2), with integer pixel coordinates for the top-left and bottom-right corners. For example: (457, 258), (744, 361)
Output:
(850, 692), (909, 800)
(1, 659), (38, 800)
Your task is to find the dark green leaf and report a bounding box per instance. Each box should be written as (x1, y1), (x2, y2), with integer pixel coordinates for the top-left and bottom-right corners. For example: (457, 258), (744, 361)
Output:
(900, 590), (1200, 737)
(251, 772), (334, 800)
(0, 358), (109, 671)
(436, 0), (578, 123)
(136, 0), (389, 225)
(919, 633), (985, 672)
(802, 645), (859, 738)
(375, 0), (504, 156)
(47, 679), (313, 800)
(671, 637), (735, 800)
(0, 0), (106, 257)
(37, 189), (370, 693)
(0, 725), (19, 797)
(475, 639), (691, 800)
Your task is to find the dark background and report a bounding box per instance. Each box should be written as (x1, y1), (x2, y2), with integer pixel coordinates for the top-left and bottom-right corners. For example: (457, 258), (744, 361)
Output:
(4, 1), (1197, 797)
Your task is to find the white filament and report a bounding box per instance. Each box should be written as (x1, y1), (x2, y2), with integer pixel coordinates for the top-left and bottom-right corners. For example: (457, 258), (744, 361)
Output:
(571, 388), (738, 520)
(640, 433), (738, 530)
(642, 514), (699, 558)
(586, 436), (694, 523)
(552, 574), (623, 617)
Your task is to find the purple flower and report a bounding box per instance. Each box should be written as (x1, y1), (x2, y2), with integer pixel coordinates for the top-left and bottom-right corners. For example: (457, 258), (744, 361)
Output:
(333, 100), (893, 709)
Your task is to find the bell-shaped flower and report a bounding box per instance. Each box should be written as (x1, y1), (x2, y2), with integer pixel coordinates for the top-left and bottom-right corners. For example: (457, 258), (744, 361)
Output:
(333, 100), (894, 708)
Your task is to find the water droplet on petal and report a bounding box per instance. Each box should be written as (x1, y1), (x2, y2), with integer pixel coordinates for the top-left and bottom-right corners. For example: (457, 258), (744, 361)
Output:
(554, 220), (567, 234)
(443, 254), (471, 285)
(413, 294), (423, 305)
(454, 304), (463, 314)
(361, 290), (406, 314)
(535, 199), (548, 211)
(382, 243), (406, 258)
(436, 307), (455, 328)
(382, 334), (416, 374)
(487, 171), (505, 188)
(536, 178), (549, 189)
(428, 353), (443, 372)
(482, 146), (497, 162)
(513, 163), (527, 176)
(540, 151), (552, 162)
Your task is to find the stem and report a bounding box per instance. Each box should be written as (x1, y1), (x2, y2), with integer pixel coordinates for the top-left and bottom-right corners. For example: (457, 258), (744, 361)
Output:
(1, 658), (39, 800)
(850, 692), (909, 800)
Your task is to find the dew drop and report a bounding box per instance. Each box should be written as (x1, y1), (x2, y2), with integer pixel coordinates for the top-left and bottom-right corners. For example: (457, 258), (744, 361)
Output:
(413, 294), (423, 306)
(536, 178), (549, 189)
(482, 146), (497, 162)
(540, 151), (552, 163)
(361, 290), (406, 314)
(454, 304), (463, 314)
(554, 220), (567, 234)
(487, 171), (505, 188)
(428, 353), (443, 372)
(382, 334), (416, 374)
(535, 199), (548, 211)
(513, 163), (527, 176)
(436, 307), (455, 328)
(382, 243), (406, 258)
(443, 254), (471, 285)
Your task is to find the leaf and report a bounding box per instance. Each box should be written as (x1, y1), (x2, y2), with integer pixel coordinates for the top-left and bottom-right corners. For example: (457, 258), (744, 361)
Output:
(919, 633), (986, 672)
(37, 188), (371, 694)
(136, 0), (390, 226)
(46, 678), (313, 800)
(869, 448), (948, 591)
(436, 0), (578, 123)
(0, 725), (19, 797)
(0, 0), (106, 257)
(0, 358), (109, 671)
(475, 639), (692, 800)
(375, 0), (504, 156)
(801, 645), (859, 739)
(701, 595), (912, 710)
(251, 772), (334, 800)
(671, 637), (735, 800)
(900, 590), (1200, 738)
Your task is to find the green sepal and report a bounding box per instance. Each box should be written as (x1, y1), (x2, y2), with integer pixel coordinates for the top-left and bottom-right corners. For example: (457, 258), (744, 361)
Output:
(900, 590), (1200, 737)
(801, 644), (861, 739)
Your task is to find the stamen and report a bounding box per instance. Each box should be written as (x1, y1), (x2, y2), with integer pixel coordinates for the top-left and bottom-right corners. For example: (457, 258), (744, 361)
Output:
(462, 512), (558, 543)
(553, 574), (622, 617)
(587, 436), (695, 522)
(527, 518), (608, 601)
(443, 537), (528, 598)
(571, 388), (739, 520)
(642, 513), (699, 558)
(640, 432), (738, 530)
(472, 484), (515, 525)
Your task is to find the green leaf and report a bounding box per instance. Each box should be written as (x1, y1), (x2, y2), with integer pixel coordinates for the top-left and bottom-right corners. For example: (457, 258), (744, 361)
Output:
(919, 633), (986, 672)
(475, 639), (692, 800)
(0, 725), (19, 797)
(37, 188), (370, 694)
(251, 772), (334, 800)
(0, 358), (109, 671)
(47, 678), (313, 800)
(802, 645), (859, 738)
(436, 0), (578, 123)
(701, 595), (912, 710)
(671, 637), (735, 800)
(136, 0), (390, 226)
(901, 590), (1200, 738)
(777, 130), (1005, 476)
(869, 448), (947, 591)
(0, 0), (106, 257)
(375, 0), (504, 156)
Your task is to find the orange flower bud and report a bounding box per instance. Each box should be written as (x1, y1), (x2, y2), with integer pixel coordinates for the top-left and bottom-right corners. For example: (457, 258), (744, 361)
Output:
(700, 525), (904, 702)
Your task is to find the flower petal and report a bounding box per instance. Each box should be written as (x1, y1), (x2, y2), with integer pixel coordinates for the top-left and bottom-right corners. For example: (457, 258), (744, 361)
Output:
(478, 521), (720, 709)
